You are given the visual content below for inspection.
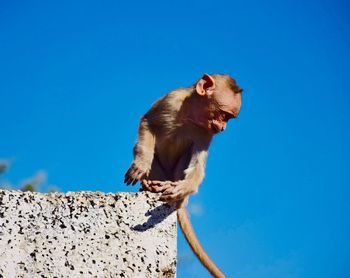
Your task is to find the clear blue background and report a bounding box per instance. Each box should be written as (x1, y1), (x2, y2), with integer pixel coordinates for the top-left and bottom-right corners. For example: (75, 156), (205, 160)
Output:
(1, 0), (349, 277)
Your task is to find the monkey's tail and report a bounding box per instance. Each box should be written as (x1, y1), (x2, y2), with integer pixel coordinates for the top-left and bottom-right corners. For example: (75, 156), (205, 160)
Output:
(177, 208), (226, 278)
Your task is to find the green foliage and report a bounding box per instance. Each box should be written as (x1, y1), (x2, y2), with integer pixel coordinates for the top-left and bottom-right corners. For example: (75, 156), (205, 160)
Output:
(22, 183), (36, 192)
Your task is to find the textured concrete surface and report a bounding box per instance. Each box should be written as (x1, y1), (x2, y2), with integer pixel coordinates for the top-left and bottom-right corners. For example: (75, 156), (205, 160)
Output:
(0, 190), (177, 278)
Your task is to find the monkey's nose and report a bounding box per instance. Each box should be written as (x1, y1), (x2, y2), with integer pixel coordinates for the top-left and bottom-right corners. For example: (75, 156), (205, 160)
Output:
(212, 121), (225, 133)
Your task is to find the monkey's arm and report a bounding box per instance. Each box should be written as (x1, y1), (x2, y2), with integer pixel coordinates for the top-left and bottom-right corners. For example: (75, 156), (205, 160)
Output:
(124, 116), (155, 185)
(182, 144), (208, 188)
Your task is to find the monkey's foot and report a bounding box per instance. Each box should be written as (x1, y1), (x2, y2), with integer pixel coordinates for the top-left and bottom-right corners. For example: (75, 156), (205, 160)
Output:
(141, 180), (195, 203)
(159, 181), (195, 202)
(141, 180), (173, 193)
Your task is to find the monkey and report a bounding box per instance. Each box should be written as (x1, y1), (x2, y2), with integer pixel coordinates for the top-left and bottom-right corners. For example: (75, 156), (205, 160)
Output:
(124, 73), (242, 278)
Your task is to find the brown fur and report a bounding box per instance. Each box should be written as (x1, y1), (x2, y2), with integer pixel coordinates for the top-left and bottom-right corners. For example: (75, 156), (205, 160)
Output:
(125, 74), (242, 277)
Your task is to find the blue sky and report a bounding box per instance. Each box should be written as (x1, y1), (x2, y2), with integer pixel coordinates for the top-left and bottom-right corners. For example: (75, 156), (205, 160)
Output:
(0, 0), (349, 277)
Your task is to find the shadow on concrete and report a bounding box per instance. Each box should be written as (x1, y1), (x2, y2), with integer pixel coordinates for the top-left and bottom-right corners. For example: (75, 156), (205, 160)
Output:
(132, 203), (176, 232)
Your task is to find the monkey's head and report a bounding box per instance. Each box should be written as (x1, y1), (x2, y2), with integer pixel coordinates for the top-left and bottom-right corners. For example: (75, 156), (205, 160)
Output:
(192, 73), (242, 134)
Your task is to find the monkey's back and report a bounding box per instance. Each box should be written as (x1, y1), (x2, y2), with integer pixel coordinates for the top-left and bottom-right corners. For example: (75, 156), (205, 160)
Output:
(145, 88), (194, 173)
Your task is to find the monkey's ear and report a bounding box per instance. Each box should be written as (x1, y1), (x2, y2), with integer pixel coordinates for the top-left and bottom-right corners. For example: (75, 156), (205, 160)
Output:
(195, 73), (216, 96)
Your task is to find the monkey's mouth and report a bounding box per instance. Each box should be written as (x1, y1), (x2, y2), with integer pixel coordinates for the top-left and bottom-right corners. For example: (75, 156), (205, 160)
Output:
(211, 120), (222, 133)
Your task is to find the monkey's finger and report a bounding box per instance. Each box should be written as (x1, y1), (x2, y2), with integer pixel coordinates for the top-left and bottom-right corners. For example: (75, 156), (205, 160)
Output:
(154, 181), (175, 188)
(160, 183), (172, 190)
(154, 181), (173, 186)
(130, 168), (139, 178)
(131, 172), (138, 184)
(124, 171), (131, 184)
(132, 173), (143, 185)
(125, 168), (136, 182)
(141, 179), (149, 186)
(124, 175), (132, 185)
(142, 180), (155, 189)
(160, 187), (176, 196)
(141, 183), (152, 191)
(125, 172), (137, 185)
(160, 193), (182, 202)
(125, 166), (135, 177)
(124, 175), (133, 185)
(132, 174), (141, 185)
(135, 171), (146, 182)
(141, 179), (153, 189)
(150, 183), (172, 193)
(131, 169), (143, 185)
(124, 169), (130, 178)
(128, 176), (138, 185)
(143, 184), (161, 193)
(162, 188), (186, 201)
(148, 180), (164, 186)
(161, 186), (186, 200)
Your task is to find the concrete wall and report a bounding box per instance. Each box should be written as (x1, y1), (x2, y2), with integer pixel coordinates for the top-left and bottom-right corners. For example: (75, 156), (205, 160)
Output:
(0, 190), (177, 278)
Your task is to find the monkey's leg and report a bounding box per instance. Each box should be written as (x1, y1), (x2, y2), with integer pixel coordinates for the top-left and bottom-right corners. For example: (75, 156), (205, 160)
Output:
(173, 150), (192, 181)
(158, 149), (196, 203)
(141, 155), (171, 192)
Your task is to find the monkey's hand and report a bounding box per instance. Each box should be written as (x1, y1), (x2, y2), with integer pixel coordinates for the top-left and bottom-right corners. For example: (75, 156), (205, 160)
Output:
(141, 180), (196, 202)
(141, 180), (173, 192)
(124, 160), (150, 185)
(160, 180), (196, 202)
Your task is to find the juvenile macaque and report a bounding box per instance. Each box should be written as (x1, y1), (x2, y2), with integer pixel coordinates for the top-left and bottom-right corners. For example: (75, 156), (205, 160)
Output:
(125, 73), (242, 278)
